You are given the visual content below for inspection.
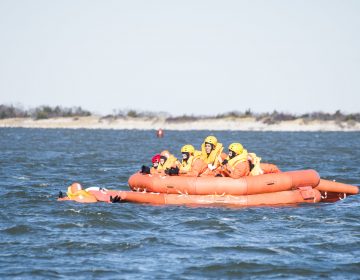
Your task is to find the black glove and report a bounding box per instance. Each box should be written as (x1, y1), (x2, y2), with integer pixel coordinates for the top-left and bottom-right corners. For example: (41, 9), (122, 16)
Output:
(168, 167), (179, 176)
(222, 159), (228, 165)
(165, 168), (170, 175)
(215, 174), (223, 177)
(110, 195), (122, 203)
(58, 191), (63, 198)
(249, 162), (255, 171)
(141, 165), (151, 174)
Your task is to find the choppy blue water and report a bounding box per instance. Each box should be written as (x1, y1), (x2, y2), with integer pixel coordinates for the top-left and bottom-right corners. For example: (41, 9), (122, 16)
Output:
(0, 128), (359, 279)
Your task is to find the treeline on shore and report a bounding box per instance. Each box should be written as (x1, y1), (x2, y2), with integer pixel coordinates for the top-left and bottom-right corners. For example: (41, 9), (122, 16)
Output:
(103, 108), (360, 124)
(1, 104), (360, 124)
(0, 105), (91, 120)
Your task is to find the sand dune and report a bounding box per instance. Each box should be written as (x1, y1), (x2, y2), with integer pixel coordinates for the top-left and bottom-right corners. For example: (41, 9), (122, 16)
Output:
(0, 116), (359, 131)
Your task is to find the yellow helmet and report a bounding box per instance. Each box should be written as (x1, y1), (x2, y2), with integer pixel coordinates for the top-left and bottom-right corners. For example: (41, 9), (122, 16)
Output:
(181, 144), (195, 154)
(228, 143), (244, 155)
(204, 136), (218, 146)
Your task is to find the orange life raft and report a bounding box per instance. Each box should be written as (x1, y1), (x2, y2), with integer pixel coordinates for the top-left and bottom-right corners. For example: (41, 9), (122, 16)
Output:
(125, 170), (358, 205)
(315, 179), (359, 194)
(88, 188), (322, 206)
(58, 170), (359, 207)
(128, 170), (321, 195)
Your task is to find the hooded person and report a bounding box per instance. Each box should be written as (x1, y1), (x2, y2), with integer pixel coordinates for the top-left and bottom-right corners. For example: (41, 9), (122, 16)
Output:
(57, 182), (98, 203)
(200, 136), (227, 176)
(216, 143), (251, 178)
(140, 154), (162, 175)
(246, 150), (281, 175)
(58, 183), (121, 203)
(167, 145), (207, 176)
(150, 154), (161, 174)
(157, 150), (180, 174)
(216, 143), (281, 178)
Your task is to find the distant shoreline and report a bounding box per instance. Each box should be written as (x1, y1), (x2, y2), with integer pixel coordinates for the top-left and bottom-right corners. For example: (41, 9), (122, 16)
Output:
(1, 116), (360, 131)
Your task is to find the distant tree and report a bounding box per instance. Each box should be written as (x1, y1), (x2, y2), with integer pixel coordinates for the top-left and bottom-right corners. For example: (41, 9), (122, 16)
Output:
(0, 105), (27, 119)
(166, 115), (198, 123)
(245, 108), (252, 116)
(127, 110), (138, 118)
(31, 105), (91, 119)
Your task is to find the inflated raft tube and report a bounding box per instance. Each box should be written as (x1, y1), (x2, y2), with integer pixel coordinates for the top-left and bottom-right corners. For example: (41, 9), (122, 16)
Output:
(315, 179), (359, 195)
(128, 169), (320, 196)
(89, 188), (321, 206)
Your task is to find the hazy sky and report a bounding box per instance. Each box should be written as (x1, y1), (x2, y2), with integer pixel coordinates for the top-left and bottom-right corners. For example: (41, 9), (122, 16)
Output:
(0, 0), (359, 115)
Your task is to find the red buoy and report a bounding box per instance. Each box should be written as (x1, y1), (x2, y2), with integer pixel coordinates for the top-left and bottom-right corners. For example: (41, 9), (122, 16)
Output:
(157, 129), (164, 138)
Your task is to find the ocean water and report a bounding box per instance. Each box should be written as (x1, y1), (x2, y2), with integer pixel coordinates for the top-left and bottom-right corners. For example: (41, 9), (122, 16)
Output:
(0, 128), (359, 279)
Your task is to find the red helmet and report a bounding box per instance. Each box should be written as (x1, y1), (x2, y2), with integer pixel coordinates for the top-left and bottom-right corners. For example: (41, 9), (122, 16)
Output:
(152, 154), (161, 163)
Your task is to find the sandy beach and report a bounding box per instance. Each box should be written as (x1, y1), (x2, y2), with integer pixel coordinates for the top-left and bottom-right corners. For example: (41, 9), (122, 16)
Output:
(0, 116), (359, 131)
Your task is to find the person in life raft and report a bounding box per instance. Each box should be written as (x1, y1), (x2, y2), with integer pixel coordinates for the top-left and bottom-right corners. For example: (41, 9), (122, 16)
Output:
(140, 135), (280, 178)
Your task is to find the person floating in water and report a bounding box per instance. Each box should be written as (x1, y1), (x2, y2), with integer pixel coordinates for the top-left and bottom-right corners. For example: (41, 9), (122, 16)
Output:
(58, 182), (122, 203)
(58, 182), (98, 203)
